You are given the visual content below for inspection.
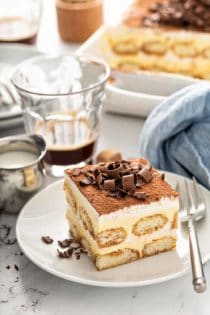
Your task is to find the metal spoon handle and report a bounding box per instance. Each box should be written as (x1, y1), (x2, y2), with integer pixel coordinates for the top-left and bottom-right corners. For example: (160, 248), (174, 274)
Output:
(188, 219), (206, 293)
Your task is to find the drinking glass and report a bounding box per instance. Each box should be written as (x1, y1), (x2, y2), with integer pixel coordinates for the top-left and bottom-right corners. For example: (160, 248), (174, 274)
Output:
(12, 54), (110, 177)
(0, 0), (42, 43)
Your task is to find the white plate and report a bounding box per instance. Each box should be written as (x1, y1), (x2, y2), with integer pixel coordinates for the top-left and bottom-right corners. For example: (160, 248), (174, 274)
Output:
(16, 172), (210, 287)
(0, 44), (42, 122)
(77, 26), (199, 117)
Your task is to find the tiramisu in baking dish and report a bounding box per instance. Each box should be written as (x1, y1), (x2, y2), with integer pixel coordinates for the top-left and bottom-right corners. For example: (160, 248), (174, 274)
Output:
(64, 159), (179, 270)
(104, 0), (210, 79)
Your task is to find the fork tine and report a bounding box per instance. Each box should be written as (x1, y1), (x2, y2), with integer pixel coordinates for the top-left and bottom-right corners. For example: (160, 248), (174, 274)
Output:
(184, 180), (195, 215)
(193, 177), (204, 208)
(176, 182), (185, 211)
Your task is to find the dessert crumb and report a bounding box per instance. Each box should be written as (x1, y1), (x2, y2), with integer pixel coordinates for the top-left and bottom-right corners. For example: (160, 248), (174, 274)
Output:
(41, 236), (54, 244)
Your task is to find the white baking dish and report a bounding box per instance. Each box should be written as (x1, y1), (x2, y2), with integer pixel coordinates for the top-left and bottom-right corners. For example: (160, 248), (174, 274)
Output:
(77, 26), (199, 117)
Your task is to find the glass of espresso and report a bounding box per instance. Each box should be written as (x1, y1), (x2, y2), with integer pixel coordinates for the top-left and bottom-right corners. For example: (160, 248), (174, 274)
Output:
(0, 0), (42, 44)
(12, 55), (110, 176)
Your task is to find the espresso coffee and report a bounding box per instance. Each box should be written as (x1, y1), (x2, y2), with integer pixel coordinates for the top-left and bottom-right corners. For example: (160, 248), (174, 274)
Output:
(0, 16), (37, 44)
(44, 140), (95, 165)
(35, 115), (96, 166)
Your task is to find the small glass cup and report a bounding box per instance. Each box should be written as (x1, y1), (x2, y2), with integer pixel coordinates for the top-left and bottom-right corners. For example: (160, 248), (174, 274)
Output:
(12, 54), (110, 177)
(0, 0), (42, 44)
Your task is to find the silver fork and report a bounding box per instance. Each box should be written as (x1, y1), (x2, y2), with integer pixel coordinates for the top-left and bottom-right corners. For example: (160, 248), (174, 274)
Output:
(177, 177), (206, 293)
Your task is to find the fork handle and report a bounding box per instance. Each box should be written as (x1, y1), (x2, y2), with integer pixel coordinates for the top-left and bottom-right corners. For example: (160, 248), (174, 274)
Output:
(188, 219), (206, 293)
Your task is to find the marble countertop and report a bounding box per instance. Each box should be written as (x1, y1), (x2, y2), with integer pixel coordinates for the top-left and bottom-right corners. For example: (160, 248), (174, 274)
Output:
(1, 1), (210, 314)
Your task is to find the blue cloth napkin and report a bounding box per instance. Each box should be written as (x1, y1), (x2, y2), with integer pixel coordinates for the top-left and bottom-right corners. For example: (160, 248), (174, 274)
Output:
(139, 83), (210, 189)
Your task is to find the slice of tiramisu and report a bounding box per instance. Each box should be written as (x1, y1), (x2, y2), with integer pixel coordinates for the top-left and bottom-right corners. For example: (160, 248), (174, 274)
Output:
(64, 158), (179, 271)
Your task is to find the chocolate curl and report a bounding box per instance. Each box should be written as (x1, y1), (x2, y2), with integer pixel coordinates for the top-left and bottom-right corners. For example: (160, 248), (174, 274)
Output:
(104, 179), (116, 191)
(144, 0), (210, 32)
(87, 174), (96, 184)
(96, 173), (104, 189)
(133, 192), (148, 200)
(57, 248), (73, 258)
(138, 168), (153, 183)
(122, 174), (135, 191)
(122, 160), (131, 169)
(41, 236), (53, 244)
(58, 238), (74, 248)
(93, 168), (100, 177)
(106, 162), (123, 178)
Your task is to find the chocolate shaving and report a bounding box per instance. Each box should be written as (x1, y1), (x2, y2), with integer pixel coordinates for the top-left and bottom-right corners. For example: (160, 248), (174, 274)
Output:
(104, 179), (116, 191)
(143, 0), (210, 32)
(138, 168), (153, 183)
(57, 249), (72, 258)
(41, 236), (54, 244)
(133, 192), (148, 200)
(93, 168), (100, 177)
(106, 162), (123, 178)
(80, 248), (88, 254)
(122, 174), (135, 191)
(58, 238), (73, 248)
(161, 173), (165, 180)
(122, 160), (131, 169)
(77, 159), (153, 201)
(40, 233), (88, 261)
(57, 247), (75, 258)
(67, 248), (74, 256)
(96, 173), (104, 189)
(87, 175), (96, 184)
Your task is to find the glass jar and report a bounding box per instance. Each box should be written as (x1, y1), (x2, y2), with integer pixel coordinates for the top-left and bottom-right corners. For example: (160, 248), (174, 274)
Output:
(0, 0), (42, 43)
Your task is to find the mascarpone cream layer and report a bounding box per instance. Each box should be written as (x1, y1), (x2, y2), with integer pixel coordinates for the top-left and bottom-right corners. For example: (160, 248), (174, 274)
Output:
(66, 207), (177, 256)
(64, 175), (179, 233)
